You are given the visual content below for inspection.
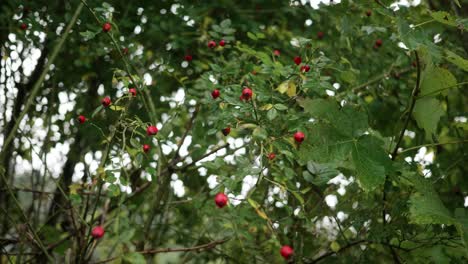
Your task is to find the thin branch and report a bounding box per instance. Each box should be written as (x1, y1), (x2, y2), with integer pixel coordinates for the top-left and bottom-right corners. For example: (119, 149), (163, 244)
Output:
(91, 238), (230, 264)
(399, 140), (468, 154)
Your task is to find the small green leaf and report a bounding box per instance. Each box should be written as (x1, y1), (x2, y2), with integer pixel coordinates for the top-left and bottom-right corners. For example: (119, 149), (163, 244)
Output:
(247, 32), (257, 40)
(253, 127), (267, 140)
(445, 50), (468, 72)
(267, 108), (277, 120)
(431, 11), (457, 27)
(274, 104), (288, 111)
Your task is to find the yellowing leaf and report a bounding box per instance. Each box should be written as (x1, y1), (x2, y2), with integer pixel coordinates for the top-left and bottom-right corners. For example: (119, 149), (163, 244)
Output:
(69, 183), (82, 195)
(259, 104), (273, 111)
(330, 241), (341, 252)
(287, 82), (297, 97)
(276, 81), (289, 94)
(248, 198), (269, 220)
(109, 105), (124, 111)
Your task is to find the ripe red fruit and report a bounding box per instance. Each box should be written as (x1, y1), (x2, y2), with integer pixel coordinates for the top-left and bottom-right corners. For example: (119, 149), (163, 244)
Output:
(222, 127), (231, 136)
(293, 56), (302, 65)
(280, 245), (294, 259)
(211, 89), (220, 99)
(219, 39), (226, 47)
(91, 226), (105, 239)
(317, 31), (324, 39)
(273, 50), (281, 56)
(143, 144), (150, 153)
(129, 88), (137, 97)
(214, 193), (228, 208)
(241, 87), (253, 101)
(366, 10), (372, 17)
(208, 40), (217, 48)
(184, 55), (193, 61)
(77, 115), (86, 124)
(294, 131), (305, 143)
(102, 22), (112, 33)
(375, 39), (383, 47)
(146, 125), (158, 136)
(122, 47), (129, 55)
(20, 23), (27, 30)
(101, 97), (111, 107)
(300, 65), (311, 73)
(268, 153), (276, 160)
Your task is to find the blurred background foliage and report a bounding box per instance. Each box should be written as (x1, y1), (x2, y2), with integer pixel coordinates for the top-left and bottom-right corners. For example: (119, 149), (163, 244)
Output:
(0, 0), (467, 263)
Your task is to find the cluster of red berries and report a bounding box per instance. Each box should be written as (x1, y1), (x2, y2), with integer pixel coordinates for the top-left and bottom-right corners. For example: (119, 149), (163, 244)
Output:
(208, 39), (226, 48)
(294, 56), (311, 73)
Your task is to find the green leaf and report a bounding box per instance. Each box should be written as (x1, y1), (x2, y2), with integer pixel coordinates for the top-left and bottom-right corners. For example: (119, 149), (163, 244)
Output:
(247, 32), (257, 40)
(351, 137), (389, 191)
(431, 11), (457, 27)
(413, 98), (444, 138)
(253, 127), (267, 140)
(80, 30), (97, 40)
(420, 67), (457, 97)
(267, 108), (277, 120)
(274, 104), (288, 111)
(107, 184), (121, 197)
(123, 252), (146, 264)
(445, 50), (468, 72)
(220, 19), (232, 28)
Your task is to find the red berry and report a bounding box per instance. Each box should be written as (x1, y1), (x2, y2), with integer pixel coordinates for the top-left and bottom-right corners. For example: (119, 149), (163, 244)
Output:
(20, 23), (27, 30)
(219, 39), (226, 47)
(317, 31), (324, 39)
(77, 115), (86, 124)
(375, 39), (383, 47)
(214, 193), (228, 208)
(241, 87), (253, 101)
(300, 65), (311, 73)
(273, 50), (281, 56)
(129, 88), (137, 97)
(101, 97), (111, 107)
(211, 89), (220, 99)
(146, 125), (158, 136)
(222, 127), (231, 136)
(280, 245), (294, 259)
(268, 153), (276, 160)
(208, 40), (217, 48)
(293, 56), (302, 65)
(91, 226), (105, 239)
(294, 131), (305, 143)
(143, 144), (150, 153)
(122, 47), (129, 55)
(184, 55), (193, 61)
(102, 22), (112, 33)
(412, 61), (417, 67)
(366, 10), (372, 17)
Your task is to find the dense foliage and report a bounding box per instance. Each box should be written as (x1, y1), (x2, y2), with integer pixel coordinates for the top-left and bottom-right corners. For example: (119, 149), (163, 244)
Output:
(1, 0), (467, 263)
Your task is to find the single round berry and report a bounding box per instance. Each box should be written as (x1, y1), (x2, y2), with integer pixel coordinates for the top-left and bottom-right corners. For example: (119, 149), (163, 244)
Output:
(280, 245), (294, 259)
(241, 87), (253, 101)
(102, 22), (112, 33)
(211, 89), (220, 99)
(143, 144), (151, 153)
(273, 50), (281, 56)
(77, 115), (86, 124)
(366, 10), (372, 17)
(101, 97), (111, 107)
(129, 88), (137, 97)
(146, 125), (158, 136)
(375, 39), (383, 47)
(293, 56), (302, 65)
(208, 40), (217, 48)
(317, 31), (324, 39)
(20, 23), (28, 30)
(219, 39), (226, 47)
(268, 153), (276, 160)
(91, 226), (105, 239)
(214, 193), (228, 208)
(184, 55), (193, 61)
(294, 131), (305, 143)
(300, 65), (311, 73)
(222, 127), (231, 136)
